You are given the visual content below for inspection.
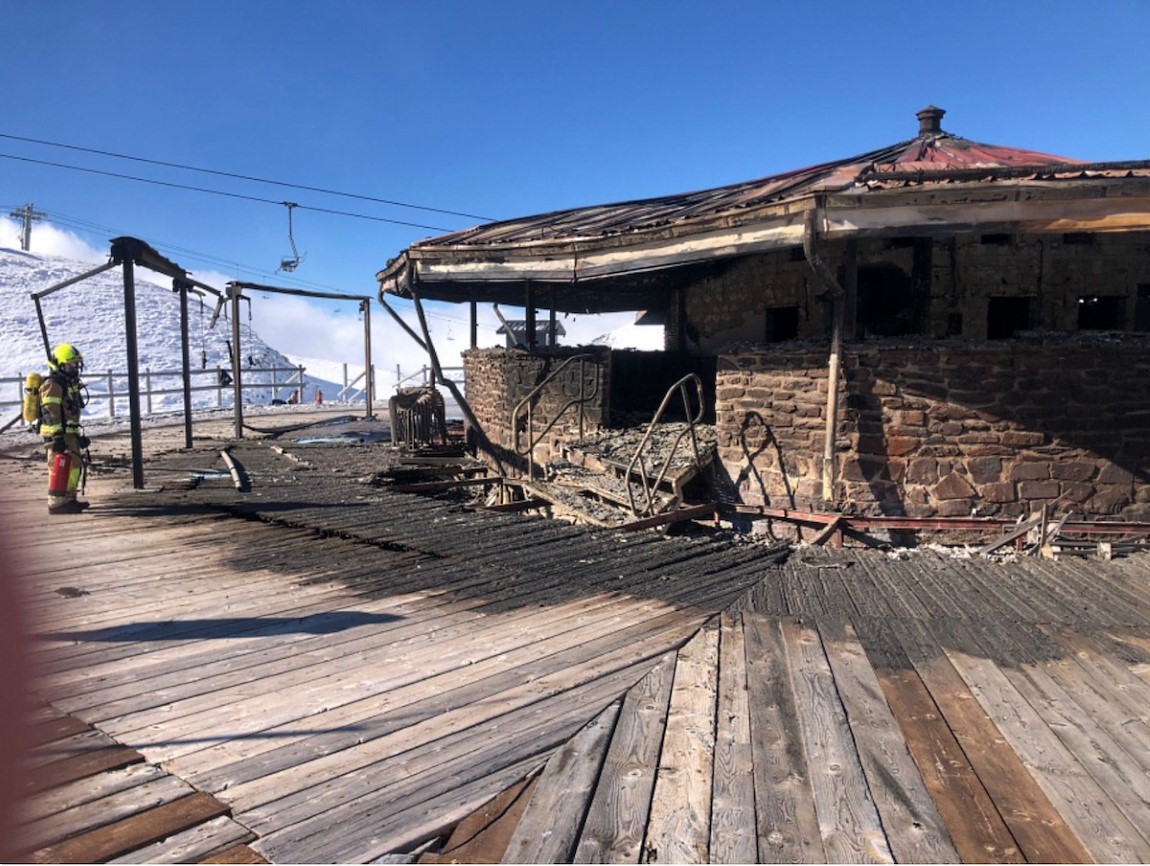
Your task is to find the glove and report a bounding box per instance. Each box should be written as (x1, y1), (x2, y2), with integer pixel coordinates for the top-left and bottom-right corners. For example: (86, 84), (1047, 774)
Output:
(79, 435), (91, 449)
(51, 437), (67, 454)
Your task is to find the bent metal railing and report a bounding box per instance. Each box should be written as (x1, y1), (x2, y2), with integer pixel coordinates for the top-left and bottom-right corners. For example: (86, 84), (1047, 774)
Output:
(626, 373), (706, 517)
(512, 354), (600, 480)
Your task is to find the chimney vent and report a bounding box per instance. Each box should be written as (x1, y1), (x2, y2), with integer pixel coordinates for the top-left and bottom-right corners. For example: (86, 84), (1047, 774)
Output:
(916, 105), (946, 136)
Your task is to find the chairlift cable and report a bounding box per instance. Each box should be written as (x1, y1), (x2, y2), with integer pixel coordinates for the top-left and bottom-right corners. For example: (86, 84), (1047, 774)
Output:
(0, 131), (495, 221)
(0, 153), (456, 231)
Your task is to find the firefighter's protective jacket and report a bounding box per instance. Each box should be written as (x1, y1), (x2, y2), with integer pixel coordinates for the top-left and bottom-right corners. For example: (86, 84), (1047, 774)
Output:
(39, 371), (84, 447)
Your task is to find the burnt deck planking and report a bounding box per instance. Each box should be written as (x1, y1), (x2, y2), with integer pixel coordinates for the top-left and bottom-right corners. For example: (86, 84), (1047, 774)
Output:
(5, 437), (1150, 862)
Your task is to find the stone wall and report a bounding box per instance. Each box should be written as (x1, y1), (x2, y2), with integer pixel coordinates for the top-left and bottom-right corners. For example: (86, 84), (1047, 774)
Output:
(717, 335), (1150, 521)
(462, 346), (610, 473)
(677, 232), (1150, 350)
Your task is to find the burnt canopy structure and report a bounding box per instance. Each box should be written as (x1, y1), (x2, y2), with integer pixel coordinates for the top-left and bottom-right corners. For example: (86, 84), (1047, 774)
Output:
(379, 107), (1150, 522)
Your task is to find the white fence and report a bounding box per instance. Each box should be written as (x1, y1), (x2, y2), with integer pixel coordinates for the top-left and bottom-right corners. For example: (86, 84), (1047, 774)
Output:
(2, 364), (470, 424)
(0, 365), (311, 421)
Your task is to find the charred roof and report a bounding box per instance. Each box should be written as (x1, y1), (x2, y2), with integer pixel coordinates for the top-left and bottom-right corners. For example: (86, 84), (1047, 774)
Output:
(379, 107), (1150, 312)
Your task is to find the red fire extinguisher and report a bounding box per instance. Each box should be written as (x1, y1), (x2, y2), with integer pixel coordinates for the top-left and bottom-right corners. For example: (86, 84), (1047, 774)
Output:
(48, 452), (72, 497)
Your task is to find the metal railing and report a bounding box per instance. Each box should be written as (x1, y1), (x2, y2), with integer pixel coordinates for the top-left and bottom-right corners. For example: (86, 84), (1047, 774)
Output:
(511, 354), (600, 480)
(626, 374), (706, 516)
(0, 365), (310, 422)
(394, 365), (465, 390)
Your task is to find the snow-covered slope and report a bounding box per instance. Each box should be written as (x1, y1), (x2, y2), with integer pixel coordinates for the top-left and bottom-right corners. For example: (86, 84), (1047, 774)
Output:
(0, 246), (341, 412)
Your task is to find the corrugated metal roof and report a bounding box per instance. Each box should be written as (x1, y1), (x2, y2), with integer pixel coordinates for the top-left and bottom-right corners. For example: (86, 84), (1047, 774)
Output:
(377, 108), (1150, 308)
(415, 112), (1086, 249)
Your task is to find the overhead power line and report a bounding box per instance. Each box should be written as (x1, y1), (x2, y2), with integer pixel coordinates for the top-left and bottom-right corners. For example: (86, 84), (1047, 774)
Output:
(0, 131), (494, 222)
(0, 152), (456, 232)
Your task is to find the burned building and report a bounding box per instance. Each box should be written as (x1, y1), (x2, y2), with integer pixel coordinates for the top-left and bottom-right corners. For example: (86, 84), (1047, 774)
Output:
(378, 107), (1150, 523)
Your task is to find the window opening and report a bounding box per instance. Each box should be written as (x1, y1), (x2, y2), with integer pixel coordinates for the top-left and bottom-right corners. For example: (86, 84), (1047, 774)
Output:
(987, 297), (1030, 339)
(1135, 285), (1150, 332)
(1062, 232), (1094, 246)
(1078, 295), (1124, 331)
(765, 306), (799, 342)
(980, 233), (1013, 246)
(856, 263), (917, 337)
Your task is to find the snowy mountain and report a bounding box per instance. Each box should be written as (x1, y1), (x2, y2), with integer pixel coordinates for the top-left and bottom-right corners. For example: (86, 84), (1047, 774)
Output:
(0, 246), (341, 415)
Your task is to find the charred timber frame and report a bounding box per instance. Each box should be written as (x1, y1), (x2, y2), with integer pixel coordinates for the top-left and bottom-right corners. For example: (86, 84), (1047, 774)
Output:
(377, 174), (1150, 311)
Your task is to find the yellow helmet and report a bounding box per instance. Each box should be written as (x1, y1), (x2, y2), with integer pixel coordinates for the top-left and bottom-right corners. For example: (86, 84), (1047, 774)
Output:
(49, 343), (83, 373)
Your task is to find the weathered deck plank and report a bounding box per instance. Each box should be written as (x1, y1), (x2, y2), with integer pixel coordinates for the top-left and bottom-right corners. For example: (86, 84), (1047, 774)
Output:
(708, 612), (757, 865)
(643, 622), (719, 864)
(742, 613), (824, 864)
(501, 701), (620, 863)
(818, 618), (957, 863)
(855, 617), (1024, 864)
(573, 652), (677, 864)
(12, 433), (1150, 864)
(947, 618), (1148, 860)
(782, 618), (893, 864)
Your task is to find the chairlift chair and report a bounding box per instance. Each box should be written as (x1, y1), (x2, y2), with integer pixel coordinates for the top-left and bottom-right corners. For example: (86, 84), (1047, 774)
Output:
(277, 202), (305, 273)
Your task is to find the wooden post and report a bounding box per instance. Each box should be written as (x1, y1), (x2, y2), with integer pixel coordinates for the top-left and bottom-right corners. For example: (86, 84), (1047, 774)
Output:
(469, 300), (478, 349)
(525, 281), (537, 349)
(121, 257), (145, 489)
(229, 283), (244, 439)
(549, 287), (557, 348)
(361, 299), (373, 420)
(176, 279), (193, 449)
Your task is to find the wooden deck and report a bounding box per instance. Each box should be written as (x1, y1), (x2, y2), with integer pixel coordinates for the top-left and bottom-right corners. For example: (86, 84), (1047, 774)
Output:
(5, 427), (1150, 863)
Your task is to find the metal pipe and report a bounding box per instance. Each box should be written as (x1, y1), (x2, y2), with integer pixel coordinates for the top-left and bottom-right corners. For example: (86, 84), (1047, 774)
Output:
(803, 207), (844, 504)
(30, 260), (118, 300)
(30, 260), (120, 360)
(378, 294), (428, 351)
(220, 448), (246, 491)
(33, 295), (51, 362)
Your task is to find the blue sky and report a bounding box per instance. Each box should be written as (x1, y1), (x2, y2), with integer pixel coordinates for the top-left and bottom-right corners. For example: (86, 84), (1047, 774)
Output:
(2, 0), (1148, 373)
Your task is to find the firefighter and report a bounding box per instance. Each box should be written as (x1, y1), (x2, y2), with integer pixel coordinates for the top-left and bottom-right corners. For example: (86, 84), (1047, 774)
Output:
(39, 344), (90, 515)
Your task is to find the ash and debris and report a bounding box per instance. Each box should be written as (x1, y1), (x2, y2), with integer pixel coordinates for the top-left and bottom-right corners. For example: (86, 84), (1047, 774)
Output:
(565, 422), (717, 474)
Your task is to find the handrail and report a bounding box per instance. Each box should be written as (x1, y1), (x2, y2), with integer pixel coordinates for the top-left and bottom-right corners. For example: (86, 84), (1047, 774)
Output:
(0, 364), (309, 420)
(511, 353), (600, 480)
(626, 374), (705, 516)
